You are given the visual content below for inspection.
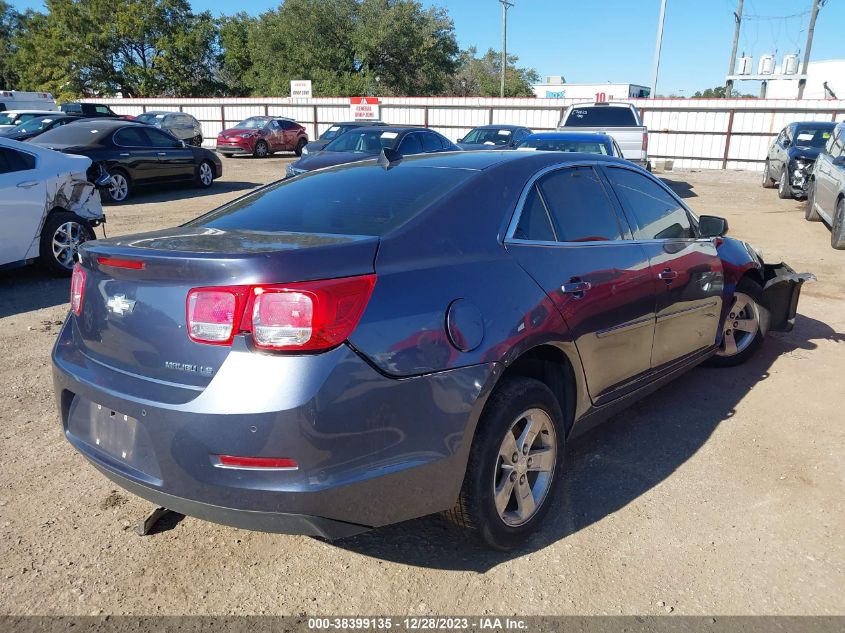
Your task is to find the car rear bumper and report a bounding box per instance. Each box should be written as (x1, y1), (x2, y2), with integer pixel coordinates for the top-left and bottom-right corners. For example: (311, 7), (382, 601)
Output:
(52, 319), (495, 536)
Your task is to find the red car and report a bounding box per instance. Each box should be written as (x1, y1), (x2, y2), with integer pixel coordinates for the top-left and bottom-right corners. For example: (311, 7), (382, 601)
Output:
(216, 116), (308, 158)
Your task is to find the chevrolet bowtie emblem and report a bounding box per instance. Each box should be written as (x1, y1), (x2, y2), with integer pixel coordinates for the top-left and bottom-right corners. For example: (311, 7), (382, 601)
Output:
(106, 294), (136, 316)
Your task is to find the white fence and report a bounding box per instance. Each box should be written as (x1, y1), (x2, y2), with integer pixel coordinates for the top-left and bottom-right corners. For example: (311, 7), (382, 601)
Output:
(89, 96), (845, 171)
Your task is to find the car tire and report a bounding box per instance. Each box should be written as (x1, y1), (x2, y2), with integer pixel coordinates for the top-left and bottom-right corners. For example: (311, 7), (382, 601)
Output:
(761, 160), (775, 188)
(191, 135), (203, 147)
(831, 198), (845, 250)
(105, 169), (131, 203)
(805, 179), (821, 221)
(294, 137), (307, 157)
(254, 140), (269, 158)
(195, 160), (215, 189)
(38, 211), (94, 277)
(444, 376), (564, 551)
(706, 277), (767, 368)
(777, 166), (793, 199)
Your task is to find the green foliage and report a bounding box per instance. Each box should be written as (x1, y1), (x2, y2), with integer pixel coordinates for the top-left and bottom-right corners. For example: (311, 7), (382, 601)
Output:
(0, 0), (20, 87)
(13, 0), (222, 99)
(445, 47), (539, 97)
(4, 0), (539, 99)
(693, 86), (755, 99)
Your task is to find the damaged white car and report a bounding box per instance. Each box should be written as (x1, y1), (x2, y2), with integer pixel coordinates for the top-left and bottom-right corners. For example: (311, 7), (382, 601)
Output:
(0, 137), (105, 276)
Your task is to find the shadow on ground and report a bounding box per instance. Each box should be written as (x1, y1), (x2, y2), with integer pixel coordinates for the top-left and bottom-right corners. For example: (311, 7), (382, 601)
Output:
(332, 313), (843, 571)
(105, 180), (262, 206)
(661, 178), (697, 199)
(0, 266), (70, 318)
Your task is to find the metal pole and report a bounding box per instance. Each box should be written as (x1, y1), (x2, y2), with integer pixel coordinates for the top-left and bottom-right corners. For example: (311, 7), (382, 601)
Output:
(797, 0), (821, 99)
(725, 0), (743, 98)
(650, 0), (667, 98)
(499, 1), (513, 98)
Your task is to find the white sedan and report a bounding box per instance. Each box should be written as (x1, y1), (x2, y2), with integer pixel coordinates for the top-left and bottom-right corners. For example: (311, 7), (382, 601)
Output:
(0, 137), (104, 276)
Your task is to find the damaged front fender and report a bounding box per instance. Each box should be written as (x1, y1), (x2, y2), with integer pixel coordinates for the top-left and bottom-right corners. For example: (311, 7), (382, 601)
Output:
(45, 169), (104, 224)
(762, 262), (815, 332)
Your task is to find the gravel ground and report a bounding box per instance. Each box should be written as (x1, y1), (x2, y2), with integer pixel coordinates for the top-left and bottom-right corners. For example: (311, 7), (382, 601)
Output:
(0, 156), (843, 616)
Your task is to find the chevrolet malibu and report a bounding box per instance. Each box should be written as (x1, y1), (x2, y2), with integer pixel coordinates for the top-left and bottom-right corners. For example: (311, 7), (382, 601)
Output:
(53, 152), (811, 550)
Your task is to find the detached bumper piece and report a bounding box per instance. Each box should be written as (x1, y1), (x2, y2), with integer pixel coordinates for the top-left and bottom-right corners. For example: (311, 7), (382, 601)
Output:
(763, 262), (815, 332)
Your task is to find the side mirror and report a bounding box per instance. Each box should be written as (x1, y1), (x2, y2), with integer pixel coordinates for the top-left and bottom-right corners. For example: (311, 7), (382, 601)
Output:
(782, 139), (791, 148)
(456, 137), (463, 143)
(699, 215), (729, 237)
(178, 140), (187, 148)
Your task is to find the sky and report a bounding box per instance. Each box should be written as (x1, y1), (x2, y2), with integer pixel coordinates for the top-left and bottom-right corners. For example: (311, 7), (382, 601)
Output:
(9, 0), (845, 95)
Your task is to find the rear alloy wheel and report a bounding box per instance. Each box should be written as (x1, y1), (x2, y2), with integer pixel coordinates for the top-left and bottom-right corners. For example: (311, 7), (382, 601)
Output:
(106, 171), (130, 203)
(761, 160), (775, 188)
(196, 161), (214, 188)
(831, 198), (845, 250)
(445, 376), (564, 550)
(778, 166), (792, 199)
(39, 212), (94, 277)
(254, 140), (269, 158)
(295, 137), (307, 157)
(805, 179), (821, 221)
(708, 278), (766, 367)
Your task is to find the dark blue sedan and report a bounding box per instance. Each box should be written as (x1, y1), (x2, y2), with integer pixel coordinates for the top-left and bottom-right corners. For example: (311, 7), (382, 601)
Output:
(518, 131), (623, 157)
(52, 151), (811, 549)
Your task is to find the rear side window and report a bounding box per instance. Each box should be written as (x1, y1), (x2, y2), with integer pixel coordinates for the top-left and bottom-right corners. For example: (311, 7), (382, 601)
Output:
(605, 168), (694, 240)
(513, 186), (556, 242)
(188, 165), (473, 237)
(114, 128), (149, 146)
(95, 105), (111, 115)
(420, 132), (443, 153)
(145, 128), (179, 147)
(397, 133), (423, 155)
(536, 167), (625, 242)
(565, 106), (637, 127)
(0, 147), (37, 174)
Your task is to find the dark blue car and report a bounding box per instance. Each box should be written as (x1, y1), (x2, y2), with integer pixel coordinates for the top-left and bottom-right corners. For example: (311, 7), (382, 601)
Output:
(518, 131), (623, 158)
(52, 151), (811, 549)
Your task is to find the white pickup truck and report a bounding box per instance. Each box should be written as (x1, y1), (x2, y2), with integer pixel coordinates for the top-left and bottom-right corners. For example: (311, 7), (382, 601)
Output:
(558, 102), (650, 170)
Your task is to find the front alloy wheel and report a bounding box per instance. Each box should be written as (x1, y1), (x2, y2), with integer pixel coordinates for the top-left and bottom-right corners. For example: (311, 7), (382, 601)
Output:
(197, 161), (214, 188)
(707, 277), (767, 367)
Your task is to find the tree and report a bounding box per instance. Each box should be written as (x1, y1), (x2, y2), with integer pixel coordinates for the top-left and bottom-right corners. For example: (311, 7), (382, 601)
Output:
(693, 85), (755, 98)
(216, 13), (255, 95)
(13, 0), (221, 99)
(445, 47), (539, 97)
(0, 0), (20, 87)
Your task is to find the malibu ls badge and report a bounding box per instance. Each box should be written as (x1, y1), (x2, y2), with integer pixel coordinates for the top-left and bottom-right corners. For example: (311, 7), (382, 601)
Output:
(164, 361), (214, 377)
(106, 294), (136, 316)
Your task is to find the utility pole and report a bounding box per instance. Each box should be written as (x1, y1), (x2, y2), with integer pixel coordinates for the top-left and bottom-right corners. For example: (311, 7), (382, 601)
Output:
(499, 0), (514, 98)
(797, 0), (822, 99)
(650, 0), (668, 98)
(725, 0), (743, 98)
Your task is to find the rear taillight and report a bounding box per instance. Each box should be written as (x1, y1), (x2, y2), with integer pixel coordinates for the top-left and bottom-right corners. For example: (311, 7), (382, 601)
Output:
(187, 288), (246, 345)
(70, 264), (86, 316)
(642, 131), (648, 152)
(98, 256), (145, 270)
(215, 455), (298, 470)
(186, 275), (376, 352)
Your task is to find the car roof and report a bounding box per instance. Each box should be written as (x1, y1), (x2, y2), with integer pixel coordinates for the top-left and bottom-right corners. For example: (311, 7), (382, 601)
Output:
(2, 109), (58, 115)
(524, 131), (613, 142)
(371, 149), (632, 172)
(333, 120), (384, 125)
(64, 119), (137, 130)
(790, 121), (837, 129)
(470, 124), (527, 131)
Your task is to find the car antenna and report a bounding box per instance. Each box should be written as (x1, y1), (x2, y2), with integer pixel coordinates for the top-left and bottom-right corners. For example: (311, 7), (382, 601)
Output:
(378, 147), (403, 170)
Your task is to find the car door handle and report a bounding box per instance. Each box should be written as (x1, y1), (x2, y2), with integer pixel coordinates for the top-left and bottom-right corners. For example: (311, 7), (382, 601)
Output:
(658, 268), (678, 281)
(561, 281), (591, 297)
(119, 153), (130, 157)
(16, 181), (39, 189)
(157, 152), (167, 156)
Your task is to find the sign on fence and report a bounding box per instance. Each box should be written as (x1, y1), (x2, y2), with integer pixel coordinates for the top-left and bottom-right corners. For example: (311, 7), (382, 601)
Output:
(290, 80), (312, 99)
(350, 97), (380, 120)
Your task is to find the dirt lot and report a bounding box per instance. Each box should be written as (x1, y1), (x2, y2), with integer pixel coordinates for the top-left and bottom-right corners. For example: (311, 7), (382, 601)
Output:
(1, 156), (843, 616)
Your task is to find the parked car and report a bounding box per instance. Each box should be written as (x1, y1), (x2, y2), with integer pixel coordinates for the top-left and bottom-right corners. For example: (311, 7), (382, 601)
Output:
(762, 121), (837, 200)
(457, 124), (532, 150)
(32, 119), (222, 203)
(0, 137), (104, 275)
(302, 120), (385, 155)
(135, 111), (204, 146)
(0, 90), (58, 112)
(0, 114), (84, 142)
(806, 122), (845, 248)
(52, 150), (811, 549)
(517, 131), (623, 157)
(216, 116), (308, 158)
(0, 110), (61, 132)
(286, 126), (458, 177)
(558, 102), (649, 170)
(60, 102), (122, 118)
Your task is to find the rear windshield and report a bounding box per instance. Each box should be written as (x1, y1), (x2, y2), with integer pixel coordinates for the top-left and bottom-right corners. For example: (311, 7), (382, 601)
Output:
(794, 126), (834, 148)
(61, 104), (83, 113)
(565, 106), (637, 127)
(324, 129), (399, 154)
(15, 116), (62, 132)
(519, 138), (610, 154)
(462, 128), (512, 146)
(187, 164), (473, 237)
(35, 124), (109, 145)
